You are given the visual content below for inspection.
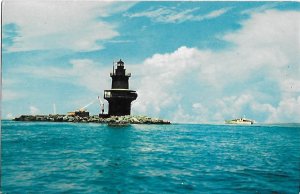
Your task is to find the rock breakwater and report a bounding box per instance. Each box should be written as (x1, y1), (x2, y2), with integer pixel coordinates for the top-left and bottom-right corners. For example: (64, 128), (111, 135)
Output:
(13, 115), (171, 124)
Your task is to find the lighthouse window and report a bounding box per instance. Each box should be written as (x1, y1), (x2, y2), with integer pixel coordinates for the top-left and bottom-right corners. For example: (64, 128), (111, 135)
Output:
(105, 91), (111, 98)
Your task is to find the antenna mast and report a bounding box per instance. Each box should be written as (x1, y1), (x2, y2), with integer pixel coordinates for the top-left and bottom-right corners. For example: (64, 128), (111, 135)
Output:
(112, 61), (115, 75)
(53, 103), (57, 114)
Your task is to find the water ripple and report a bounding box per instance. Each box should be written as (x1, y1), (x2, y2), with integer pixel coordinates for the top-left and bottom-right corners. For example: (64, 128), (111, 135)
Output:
(2, 121), (300, 193)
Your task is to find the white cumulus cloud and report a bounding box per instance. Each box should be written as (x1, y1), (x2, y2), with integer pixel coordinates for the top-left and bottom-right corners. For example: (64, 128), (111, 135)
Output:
(2, 1), (135, 52)
(130, 9), (300, 123)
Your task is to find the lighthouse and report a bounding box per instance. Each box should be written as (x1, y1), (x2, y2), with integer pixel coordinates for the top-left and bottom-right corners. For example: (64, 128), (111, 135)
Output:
(104, 59), (137, 116)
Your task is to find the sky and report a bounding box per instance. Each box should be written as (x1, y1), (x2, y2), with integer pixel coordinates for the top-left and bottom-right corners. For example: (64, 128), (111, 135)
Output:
(2, 1), (300, 123)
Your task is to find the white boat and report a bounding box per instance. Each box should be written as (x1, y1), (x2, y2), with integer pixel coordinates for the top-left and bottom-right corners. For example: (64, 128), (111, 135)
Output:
(225, 117), (254, 125)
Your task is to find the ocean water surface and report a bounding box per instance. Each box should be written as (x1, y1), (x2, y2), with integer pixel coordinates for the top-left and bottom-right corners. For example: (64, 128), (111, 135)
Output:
(1, 120), (300, 193)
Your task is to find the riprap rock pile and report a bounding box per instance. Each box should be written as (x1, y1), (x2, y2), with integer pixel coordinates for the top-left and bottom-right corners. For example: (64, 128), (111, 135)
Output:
(13, 115), (171, 124)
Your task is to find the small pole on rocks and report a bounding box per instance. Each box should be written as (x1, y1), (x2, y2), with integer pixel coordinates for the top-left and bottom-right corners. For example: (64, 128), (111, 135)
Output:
(53, 103), (57, 115)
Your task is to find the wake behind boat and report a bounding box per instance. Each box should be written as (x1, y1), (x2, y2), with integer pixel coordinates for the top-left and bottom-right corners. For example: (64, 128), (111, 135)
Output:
(225, 117), (254, 125)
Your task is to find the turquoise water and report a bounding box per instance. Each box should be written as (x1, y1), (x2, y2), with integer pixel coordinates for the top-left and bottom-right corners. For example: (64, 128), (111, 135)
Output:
(1, 121), (300, 193)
